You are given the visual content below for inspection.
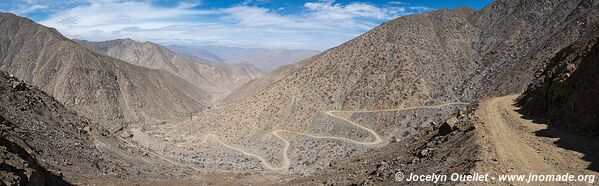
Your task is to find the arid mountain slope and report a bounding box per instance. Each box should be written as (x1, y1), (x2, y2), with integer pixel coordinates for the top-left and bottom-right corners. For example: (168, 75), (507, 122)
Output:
(0, 72), (210, 185)
(137, 0), (599, 174)
(465, 0), (599, 98)
(2, 0), (598, 183)
(195, 7), (480, 139)
(0, 13), (209, 132)
(213, 0), (599, 133)
(0, 71), (121, 185)
(78, 39), (262, 94)
(519, 32), (599, 136)
(224, 59), (310, 104)
(168, 45), (319, 71)
(150, 7), (481, 174)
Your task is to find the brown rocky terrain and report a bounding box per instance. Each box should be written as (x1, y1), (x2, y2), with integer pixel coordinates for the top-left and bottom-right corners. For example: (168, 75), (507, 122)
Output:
(134, 0), (599, 177)
(288, 106), (480, 185)
(1, 0), (599, 184)
(519, 33), (599, 136)
(0, 13), (210, 133)
(0, 71), (203, 185)
(465, 0), (599, 98)
(77, 39), (263, 96)
(223, 59), (310, 104)
(290, 95), (598, 185)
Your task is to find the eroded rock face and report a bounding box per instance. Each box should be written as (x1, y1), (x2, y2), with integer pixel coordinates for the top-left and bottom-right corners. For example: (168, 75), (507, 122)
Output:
(519, 35), (599, 136)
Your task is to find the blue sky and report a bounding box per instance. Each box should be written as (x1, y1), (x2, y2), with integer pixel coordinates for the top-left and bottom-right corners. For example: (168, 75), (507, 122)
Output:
(0, 0), (492, 50)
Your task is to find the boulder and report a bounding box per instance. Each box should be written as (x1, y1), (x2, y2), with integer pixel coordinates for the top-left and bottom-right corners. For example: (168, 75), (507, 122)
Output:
(438, 117), (459, 136)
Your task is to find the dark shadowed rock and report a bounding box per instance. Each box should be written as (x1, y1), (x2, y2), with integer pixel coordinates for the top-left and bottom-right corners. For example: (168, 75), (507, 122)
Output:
(519, 33), (599, 136)
(439, 117), (459, 136)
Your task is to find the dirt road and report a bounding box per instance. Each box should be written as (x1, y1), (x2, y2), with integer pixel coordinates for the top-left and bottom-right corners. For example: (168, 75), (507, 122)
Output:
(474, 95), (598, 185)
(173, 102), (468, 172)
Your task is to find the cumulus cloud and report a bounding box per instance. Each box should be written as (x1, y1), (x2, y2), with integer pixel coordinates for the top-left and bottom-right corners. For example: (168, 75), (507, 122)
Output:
(34, 0), (432, 50)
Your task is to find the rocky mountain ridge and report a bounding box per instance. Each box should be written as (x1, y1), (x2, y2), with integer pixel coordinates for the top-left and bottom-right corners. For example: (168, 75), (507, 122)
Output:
(78, 39), (263, 95)
(215, 0), (599, 134)
(0, 12), (210, 132)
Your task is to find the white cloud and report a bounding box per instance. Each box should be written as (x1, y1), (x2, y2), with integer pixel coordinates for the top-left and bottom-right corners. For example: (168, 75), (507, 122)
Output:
(12, 4), (48, 14)
(37, 0), (431, 50)
(221, 6), (292, 27)
(1, 0), (87, 16)
(388, 1), (407, 5)
(305, 1), (392, 20)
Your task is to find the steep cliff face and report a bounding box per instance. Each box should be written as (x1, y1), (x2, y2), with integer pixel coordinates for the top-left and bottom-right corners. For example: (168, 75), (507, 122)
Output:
(0, 13), (209, 131)
(519, 34), (599, 136)
(78, 39), (262, 94)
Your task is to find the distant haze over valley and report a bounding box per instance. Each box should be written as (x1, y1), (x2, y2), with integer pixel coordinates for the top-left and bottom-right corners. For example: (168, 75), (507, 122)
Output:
(168, 45), (319, 71)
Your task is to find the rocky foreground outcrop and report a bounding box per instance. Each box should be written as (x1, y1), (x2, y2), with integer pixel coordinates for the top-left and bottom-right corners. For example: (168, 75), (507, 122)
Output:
(0, 71), (104, 185)
(519, 33), (599, 136)
(1, 117), (70, 185)
(0, 71), (202, 185)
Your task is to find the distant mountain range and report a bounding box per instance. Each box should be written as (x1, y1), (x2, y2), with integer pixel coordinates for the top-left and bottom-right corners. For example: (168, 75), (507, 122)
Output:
(0, 13), (210, 133)
(168, 45), (320, 71)
(77, 39), (262, 95)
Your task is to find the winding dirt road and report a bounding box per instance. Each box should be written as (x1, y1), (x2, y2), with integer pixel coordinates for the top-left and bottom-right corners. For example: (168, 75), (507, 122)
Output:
(93, 101), (467, 173)
(475, 95), (598, 184)
(185, 102), (468, 172)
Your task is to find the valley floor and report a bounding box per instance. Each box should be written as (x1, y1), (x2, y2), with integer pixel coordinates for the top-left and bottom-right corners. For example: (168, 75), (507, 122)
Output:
(77, 95), (599, 185)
